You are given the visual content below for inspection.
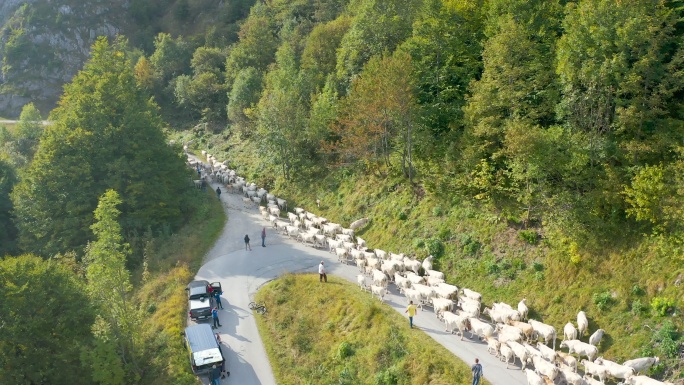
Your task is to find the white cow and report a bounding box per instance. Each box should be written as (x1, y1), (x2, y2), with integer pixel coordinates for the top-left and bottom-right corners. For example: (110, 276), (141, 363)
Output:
(426, 269), (445, 279)
(535, 342), (557, 362)
(404, 289), (423, 310)
(506, 340), (531, 368)
(349, 217), (370, 230)
(461, 288), (482, 302)
(528, 319), (557, 349)
(589, 329), (605, 346)
(577, 311), (589, 337)
(561, 340), (599, 361)
(500, 344), (515, 369)
(431, 297), (454, 317)
(523, 369), (545, 385)
(581, 359), (608, 383)
(422, 255), (434, 271)
(624, 375), (671, 385)
(371, 269), (388, 287)
(370, 285), (387, 301)
(595, 357), (635, 380)
(442, 311), (470, 339)
(556, 351), (578, 372)
(394, 273), (411, 293)
(357, 274), (368, 291)
(622, 357), (659, 374)
(557, 363), (584, 385)
(564, 322), (578, 341)
(468, 317), (494, 340)
(532, 355), (558, 381)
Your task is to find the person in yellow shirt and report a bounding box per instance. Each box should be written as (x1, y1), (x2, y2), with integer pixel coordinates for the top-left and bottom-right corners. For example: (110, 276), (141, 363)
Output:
(405, 301), (417, 328)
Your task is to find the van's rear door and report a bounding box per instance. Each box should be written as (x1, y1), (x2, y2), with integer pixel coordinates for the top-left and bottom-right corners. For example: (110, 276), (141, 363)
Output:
(210, 282), (222, 294)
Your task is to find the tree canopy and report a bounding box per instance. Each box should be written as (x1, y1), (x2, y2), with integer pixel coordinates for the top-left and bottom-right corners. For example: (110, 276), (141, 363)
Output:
(12, 36), (189, 257)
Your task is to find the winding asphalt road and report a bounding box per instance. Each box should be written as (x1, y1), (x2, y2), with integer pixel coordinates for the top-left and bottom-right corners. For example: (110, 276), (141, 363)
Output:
(193, 177), (528, 385)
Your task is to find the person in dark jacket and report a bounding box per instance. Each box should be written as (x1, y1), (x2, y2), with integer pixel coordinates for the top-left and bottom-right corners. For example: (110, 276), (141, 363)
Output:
(216, 186), (221, 199)
(261, 227), (266, 247)
(244, 234), (251, 251)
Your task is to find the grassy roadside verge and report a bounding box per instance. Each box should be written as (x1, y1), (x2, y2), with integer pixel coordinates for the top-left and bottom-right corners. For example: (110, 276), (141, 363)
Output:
(134, 187), (226, 384)
(254, 273), (490, 385)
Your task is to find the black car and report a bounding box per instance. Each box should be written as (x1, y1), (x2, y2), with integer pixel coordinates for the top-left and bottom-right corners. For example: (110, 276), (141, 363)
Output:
(186, 280), (222, 322)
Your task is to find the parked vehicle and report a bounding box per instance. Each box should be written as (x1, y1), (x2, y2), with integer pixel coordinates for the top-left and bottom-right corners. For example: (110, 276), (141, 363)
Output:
(186, 280), (222, 322)
(182, 324), (228, 376)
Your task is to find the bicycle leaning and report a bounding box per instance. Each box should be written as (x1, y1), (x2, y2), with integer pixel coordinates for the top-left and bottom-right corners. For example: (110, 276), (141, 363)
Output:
(248, 301), (267, 315)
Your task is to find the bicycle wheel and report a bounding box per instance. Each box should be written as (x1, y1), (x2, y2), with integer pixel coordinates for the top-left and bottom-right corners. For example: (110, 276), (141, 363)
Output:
(256, 306), (267, 315)
(248, 301), (256, 310)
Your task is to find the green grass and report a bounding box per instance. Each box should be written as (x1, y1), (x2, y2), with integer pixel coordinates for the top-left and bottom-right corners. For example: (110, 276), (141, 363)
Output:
(255, 273), (489, 385)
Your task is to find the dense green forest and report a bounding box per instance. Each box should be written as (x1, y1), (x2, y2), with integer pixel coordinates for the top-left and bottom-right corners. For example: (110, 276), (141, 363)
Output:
(1, 0), (683, 383)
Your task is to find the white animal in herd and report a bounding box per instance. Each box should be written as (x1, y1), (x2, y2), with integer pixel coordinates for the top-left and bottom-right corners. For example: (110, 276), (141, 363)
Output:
(528, 319), (557, 349)
(523, 369), (545, 385)
(556, 351), (578, 372)
(468, 317), (494, 340)
(563, 322), (578, 340)
(557, 363), (584, 385)
(577, 310), (589, 337)
(536, 342), (557, 362)
(461, 288), (482, 302)
(622, 356), (659, 374)
(561, 339), (599, 361)
(349, 217), (369, 230)
(499, 344), (514, 369)
(517, 298), (528, 320)
(581, 359), (608, 383)
(506, 340), (531, 368)
(370, 285), (387, 302)
(442, 311), (469, 339)
(356, 275), (368, 291)
(595, 357), (636, 380)
(623, 375), (672, 385)
(532, 355), (558, 381)
(589, 328), (605, 346)
(422, 255), (434, 271)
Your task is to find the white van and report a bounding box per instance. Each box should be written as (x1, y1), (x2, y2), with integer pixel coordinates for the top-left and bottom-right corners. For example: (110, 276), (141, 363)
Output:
(183, 324), (227, 376)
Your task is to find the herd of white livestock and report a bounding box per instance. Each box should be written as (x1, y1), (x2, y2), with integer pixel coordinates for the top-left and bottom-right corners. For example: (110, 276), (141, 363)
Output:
(188, 151), (673, 385)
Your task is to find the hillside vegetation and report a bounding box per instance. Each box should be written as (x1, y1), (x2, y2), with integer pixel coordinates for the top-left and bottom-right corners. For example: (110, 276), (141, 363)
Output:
(255, 273), (488, 385)
(169, 0), (683, 380)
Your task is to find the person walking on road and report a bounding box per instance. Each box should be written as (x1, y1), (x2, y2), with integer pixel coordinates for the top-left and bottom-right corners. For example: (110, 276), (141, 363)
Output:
(244, 234), (251, 251)
(214, 291), (223, 309)
(212, 307), (222, 329)
(216, 186), (221, 199)
(405, 300), (417, 328)
(318, 261), (327, 283)
(261, 227), (266, 247)
(471, 358), (483, 385)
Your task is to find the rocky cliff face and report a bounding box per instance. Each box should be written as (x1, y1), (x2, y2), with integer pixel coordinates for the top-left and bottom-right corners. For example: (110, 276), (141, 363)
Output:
(0, 0), (129, 117)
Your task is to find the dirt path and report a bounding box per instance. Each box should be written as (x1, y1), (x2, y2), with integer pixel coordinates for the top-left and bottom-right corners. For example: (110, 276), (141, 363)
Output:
(193, 172), (528, 385)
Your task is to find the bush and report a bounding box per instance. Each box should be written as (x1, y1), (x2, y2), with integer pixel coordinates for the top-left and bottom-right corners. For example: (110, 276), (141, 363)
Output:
(412, 238), (425, 249)
(425, 238), (445, 258)
(437, 227), (452, 241)
(512, 257), (526, 270)
(593, 291), (614, 311)
(459, 233), (481, 256)
(518, 230), (539, 245)
(432, 205), (444, 217)
(631, 284), (645, 296)
(532, 261), (544, 272)
(534, 271), (545, 281)
(398, 211), (408, 220)
(484, 259), (500, 275)
(652, 321), (680, 358)
(650, 297), (675, 317)
(631, 299), (644, 315)
(337, 341), (354, 359)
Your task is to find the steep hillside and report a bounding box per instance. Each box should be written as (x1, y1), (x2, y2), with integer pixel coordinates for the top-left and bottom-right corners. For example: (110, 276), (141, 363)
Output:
(0, 0), (252, 117)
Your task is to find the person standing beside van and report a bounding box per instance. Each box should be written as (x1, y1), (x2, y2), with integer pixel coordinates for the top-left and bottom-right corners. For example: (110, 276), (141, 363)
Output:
(212, 307), (222, 329)
(209, 364), (222, 385)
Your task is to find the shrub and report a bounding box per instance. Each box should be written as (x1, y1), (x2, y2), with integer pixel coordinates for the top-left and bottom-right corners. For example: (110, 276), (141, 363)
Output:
(593, 291), (614, 311)
(652, 321), (680, 358)
(425, 238), (445, 258)
(432, 205), (444, 217)
(484, 259), (500, 275)
(631, 285), (645, 296)
(650, 297), (675, 316)
(459, 233), (481, 256)
(398, 211), (408, 220)
(437, 227), (451, 241)
(534, 271), (545, 281)
(337, 341), (354, 359)
(412, 238), (425, 249)
(518, 230), (539, 245)
(532, 261), (544, 272)
(512, 257), (526, 270)
(631, 299), (644, 315)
